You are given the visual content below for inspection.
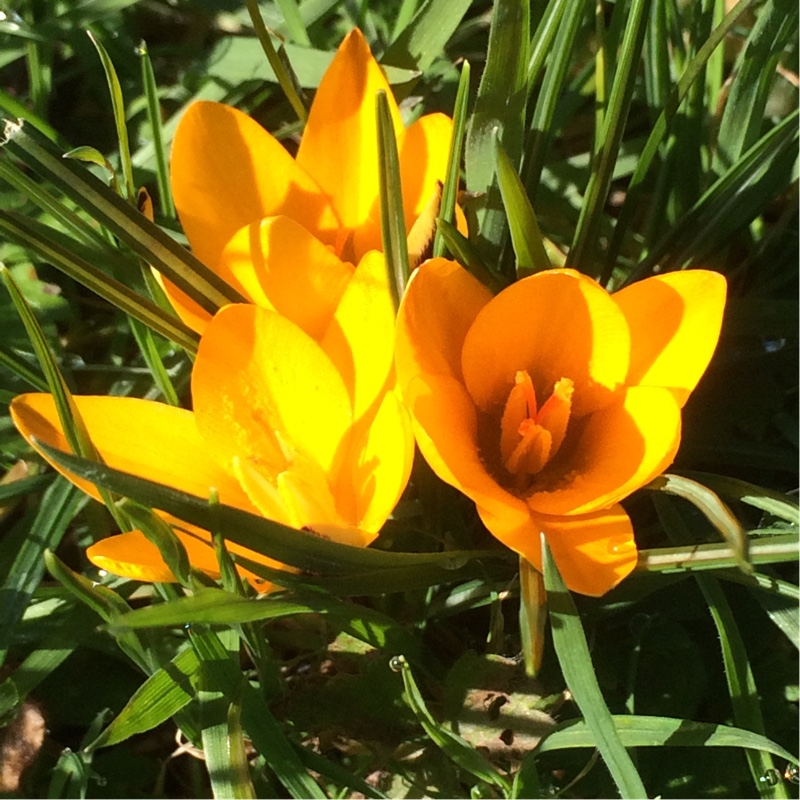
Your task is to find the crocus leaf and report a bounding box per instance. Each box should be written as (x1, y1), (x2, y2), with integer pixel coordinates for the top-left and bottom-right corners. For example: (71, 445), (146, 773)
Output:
(542, 535), (648, 799)
(35, 441), (506, 576)
(533, 715), (799, 762)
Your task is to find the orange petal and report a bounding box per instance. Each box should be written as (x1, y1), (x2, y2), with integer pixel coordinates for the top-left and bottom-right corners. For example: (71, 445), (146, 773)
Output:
(461, 269), (630, 416)
(151, 268), (212, 335)
(339, 388), (414, 536)
(613, 270), (727, 406)
(171, 101), (340, 270)
(399, 113), (453, 224)
(395, 258), (493, 390)
(478, 504), (637, 596)
(217, 216), (355, 341)
(296, 29), (404, 236)
(321, 250), (396, 421)
(9, 394), (256, 512)
(192, 305), (352, 479)
(403, 373), (529, 523)
(527, 385), (681, 516)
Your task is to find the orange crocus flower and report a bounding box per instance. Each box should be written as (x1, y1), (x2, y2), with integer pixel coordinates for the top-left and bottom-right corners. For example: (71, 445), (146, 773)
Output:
(395, 260), (727, 596)
(12, 252), (413, 585)
(163, 28), (455, 334)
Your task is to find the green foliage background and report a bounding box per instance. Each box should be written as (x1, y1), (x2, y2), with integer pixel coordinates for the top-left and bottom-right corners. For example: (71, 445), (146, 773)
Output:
(0, 0), (797, 797)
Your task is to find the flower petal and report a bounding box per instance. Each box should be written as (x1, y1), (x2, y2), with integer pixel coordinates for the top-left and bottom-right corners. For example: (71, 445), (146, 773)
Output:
(527, 385), (681, 516)
(218, 216), (355, 341)
(461, 269), (630, 416)
(403, 373), (530, 523)
(296, 29), (404, 236)
(192, 305), (352, 479)
(339, 388), (414, 536)
(321, 250), (396, 420)
(171, 101), (340, 269)
(395, 258), (493, 390)
(399, 113), (453, 224)
(478, 504), (637, 596)
(152, 269), (211, 335)
(10, 394), (256, 512)
(613, 270), (727, 406)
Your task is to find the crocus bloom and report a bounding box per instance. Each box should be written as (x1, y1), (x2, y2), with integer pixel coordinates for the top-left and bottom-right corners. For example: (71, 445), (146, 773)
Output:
(163, 28), (456, 334)
(11, 252), (413, 585)
(395, 260), (726, 596)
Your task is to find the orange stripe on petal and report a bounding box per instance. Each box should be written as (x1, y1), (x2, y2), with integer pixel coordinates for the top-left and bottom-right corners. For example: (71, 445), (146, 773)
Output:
(613, 270), (727, 406)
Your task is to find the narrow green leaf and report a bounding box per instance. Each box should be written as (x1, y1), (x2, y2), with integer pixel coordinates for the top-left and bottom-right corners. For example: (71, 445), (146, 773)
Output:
(376, 90), (409, 308)
(465, 0), (529, 268)
(88, 646), (199, 750)
(244, 0), (308, 122)
(127, 317), (180, 405)
(518, 556), (547, 677)
(0, 344), (48, 391)
(433, 60), (470, 259)
(435, 218), (505, 291)
(0, 478), (85, 665)
(1, 120), (243, 314)
(384, 0), (473, 71)
(275, 0), (311, 46)
(646, 473), (750, 572)
(114, 588), (319, 629)
(137, 41), (175, 219)
(395, 655), (511, 792)
(496, 140), (551, 275)
(35, 441), (508, 576)
(87, 30), (135, 201)
(697, 576), (790, 799)
(527, 0), (570, 87)
(568, 0), (652, 273)
(0, 211), (199, 353)
(534, 715), (799, 763)
(63, 145), (119, 193)
(542, 536), (648, 798)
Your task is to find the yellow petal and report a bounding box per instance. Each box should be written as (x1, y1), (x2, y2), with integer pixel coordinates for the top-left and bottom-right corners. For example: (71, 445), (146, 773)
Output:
(151, 268), (211, 335)
(478, 504), (637, 596)
(339, 388), (414, 536)
(217, 216), (355, 341)
(527, 385), (681, 516)
(395, 258), (493, 390)
(399, 113), (453, 224)
(10, 394), (256, 512)
(461, 269), (630, 416)
(192, 305), (353, 479)
(171, 101), (340, 270)
(321, 250), (396, 421)
(613, 270), (727, 406)
(403, 373), (529, 522)
(296, 29), (404, 235)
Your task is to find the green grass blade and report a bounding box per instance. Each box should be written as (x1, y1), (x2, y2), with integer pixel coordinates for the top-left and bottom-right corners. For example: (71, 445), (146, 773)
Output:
(87, 646), (199, 751)
(1, 120), (244, 314)
(542, 535), (648, 798)
(534, 715), (799, 763)
(137, 41), (175, 219)
(395, 655), (511, 792)
(0, 211), (199, 353)
(496, 140), (551, 275)
(34, 441), (506, 576)
(435, 218), (504, 291)
(602, 0), (762, 281)
(384, 0), (473, 71)
(714, 0), (798, 171)
(126, 318), (180, 405)
(0, 478), (85, 666)
(376, 90), (409, 307)
(244, 0), (308, 122)
(527, 0), (570, 87)
(0, 344), (48, 391)
(465, 0), (529, 270)
(275, 0), (311, 46)
(521, 0), (584, 202)
(433, 59), (470, 259)
(567, 0), (652, 274)
(696, 576), (790, 799)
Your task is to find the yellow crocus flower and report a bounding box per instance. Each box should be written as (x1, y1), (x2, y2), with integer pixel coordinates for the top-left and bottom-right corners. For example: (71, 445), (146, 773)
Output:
(395, 261), (727, 596)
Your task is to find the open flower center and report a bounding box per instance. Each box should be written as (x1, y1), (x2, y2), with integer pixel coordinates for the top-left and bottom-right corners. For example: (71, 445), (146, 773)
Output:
(499, 371), (574, 489)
